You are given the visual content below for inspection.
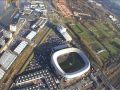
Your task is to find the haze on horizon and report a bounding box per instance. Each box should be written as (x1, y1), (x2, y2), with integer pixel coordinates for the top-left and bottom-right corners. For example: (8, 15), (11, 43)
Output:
(110, 0), (120, 6)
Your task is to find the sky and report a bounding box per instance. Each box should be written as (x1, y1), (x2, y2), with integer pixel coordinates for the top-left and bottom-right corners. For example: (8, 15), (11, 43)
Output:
(110, 0), (120, 6)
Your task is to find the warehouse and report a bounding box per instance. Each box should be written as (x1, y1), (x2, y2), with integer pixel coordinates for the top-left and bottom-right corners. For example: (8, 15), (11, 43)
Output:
(14, 41), (28, 55)
(57, 25), (72, 42)
(39, 18), (48, 28)
(0, 68), (5, 79)
(30, 0), (47, 15)
(0, 51), (17, 70)
(26, 31), (37, 40)
(31, 17), (48, 29)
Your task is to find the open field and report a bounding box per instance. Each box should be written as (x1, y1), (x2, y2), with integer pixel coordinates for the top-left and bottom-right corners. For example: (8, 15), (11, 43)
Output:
(68, 20), (120, 63)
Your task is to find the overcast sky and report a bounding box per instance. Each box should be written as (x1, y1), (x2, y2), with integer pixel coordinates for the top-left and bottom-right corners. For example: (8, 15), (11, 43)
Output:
(110, 0), (120, 6)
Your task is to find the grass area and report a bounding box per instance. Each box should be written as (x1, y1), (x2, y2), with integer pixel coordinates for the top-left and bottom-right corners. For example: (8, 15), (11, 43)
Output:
(68, 21), (118, 62)
(98, 51), (109, 62)
(19, 52), (34, 74)
(58, 53), (85, 73)
(80, 32), (96, 43)
(114, 38), (120, 45)
(68, 18), (120, 63)
(3, 45), (33, 83)
(104, 42), (118, 55)
(33, 30), (45, 44)
(109, 38), (120, 51)
(52, 18), (59, 24)
(71, 24), (83, 33)
(69, 23), (96, 44)
(89, 41), (104, 53)
(83, 21), (120, 56)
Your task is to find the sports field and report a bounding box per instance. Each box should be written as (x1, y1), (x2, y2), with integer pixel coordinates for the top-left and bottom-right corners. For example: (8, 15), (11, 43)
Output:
(58, 52), (85, 73)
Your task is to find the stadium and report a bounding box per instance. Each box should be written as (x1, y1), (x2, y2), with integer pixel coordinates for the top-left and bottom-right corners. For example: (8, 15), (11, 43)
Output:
(51, 48), (90, 79)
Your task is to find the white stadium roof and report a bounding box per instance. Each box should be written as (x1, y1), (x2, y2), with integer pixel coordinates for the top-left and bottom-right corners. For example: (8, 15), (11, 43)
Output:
(0, 68), (5, 79)
(26, 31), (37, 40)
(14, 41), (28, 54)
(51, 48), (90, 79)
(0, 51), (17, 70)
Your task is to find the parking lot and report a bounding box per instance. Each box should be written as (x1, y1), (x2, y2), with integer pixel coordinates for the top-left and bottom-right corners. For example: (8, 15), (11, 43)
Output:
(11, 30), (67, 90)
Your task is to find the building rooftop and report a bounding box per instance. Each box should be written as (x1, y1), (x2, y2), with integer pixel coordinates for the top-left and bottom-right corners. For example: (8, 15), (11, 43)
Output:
(14, 41), (28, 55)
(57, 25), (72, 42)
(0, 51), (17, 70)
(0, 68), (5, 79)
(26, 31), (37, 40)
(31, 17), (47, 29)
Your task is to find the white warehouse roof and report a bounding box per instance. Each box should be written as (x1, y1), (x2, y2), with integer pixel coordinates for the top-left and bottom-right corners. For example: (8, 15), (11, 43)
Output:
(57, 25), (72, 42)
(0, 51), (17, 70)
(31, 17), (48, 29)
(62, 32), (72, 42)
(26, 31), (37, 40)
(0, 68), (5, 79)
(39, 18), (48, 28)
(14, 41), (28, 54)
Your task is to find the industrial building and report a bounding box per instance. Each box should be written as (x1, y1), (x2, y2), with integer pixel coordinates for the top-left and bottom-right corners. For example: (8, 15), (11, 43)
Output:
(23, 0), (47, 15)
(0, 68), (5, 79)
(57, 25), (72, 42)
(3, 30), (12, 38)
(30, 0), (47, 15)
(0, 29), (12, 46)
(14, 41), (28, 55)
(51, 48), (90, 79)
(26, 31), (37, 40)
(0, 28), (13, 53)
(0, 37), (5, 46)
(0, 17), (26, 54)
(109, 15), (117, 22)
(0, 50), (17, 70)
(31, 17), (48, 30)
(10, 24), (17, 32)
(10, 18), (26, 32)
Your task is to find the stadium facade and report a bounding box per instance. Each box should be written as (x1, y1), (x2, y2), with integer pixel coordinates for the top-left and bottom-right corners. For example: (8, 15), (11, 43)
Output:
(51, 48), (90, 79)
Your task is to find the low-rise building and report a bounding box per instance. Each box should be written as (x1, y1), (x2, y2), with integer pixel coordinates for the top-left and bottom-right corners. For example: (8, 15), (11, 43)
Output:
(14, 41), (28, 55)
(10, 24), (17, 32)
(0, 37), (5, 46)
(31, 17), (48, 30)
(0, 51), (17, 70)
(3, 30), (12, 38)
(57, 25), (72, 42)
(109, 15), (117, 22)
(10, 18), (26, 32)
(26, 31), (37, 40)
(0, 68), (5, 79)
(0, 28), (13, 53)
(30, 0), (47, 15)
